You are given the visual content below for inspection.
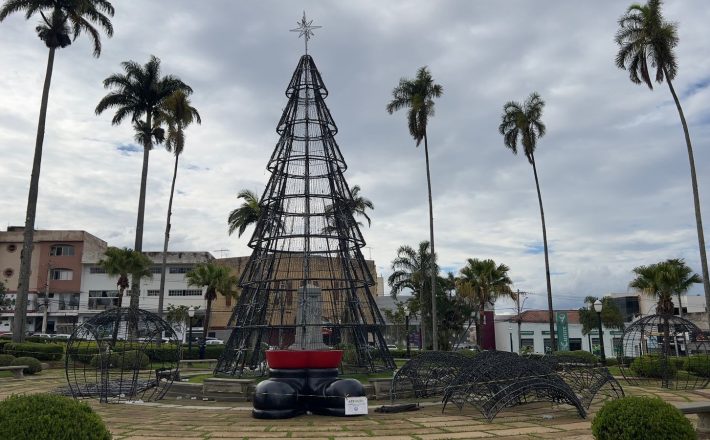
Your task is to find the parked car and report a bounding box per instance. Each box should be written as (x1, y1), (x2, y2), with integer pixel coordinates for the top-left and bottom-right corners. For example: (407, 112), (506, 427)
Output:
(52, 334), (71, 340)
(204, 339), (224, 345)
(386, 344), (398, 350)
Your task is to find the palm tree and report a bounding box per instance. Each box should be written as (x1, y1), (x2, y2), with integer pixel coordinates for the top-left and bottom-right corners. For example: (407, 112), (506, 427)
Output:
(616, 0), (710, 325)
(95, 56), (192, 310)
(227, 189), (261, 237)
(1, 0), (114, 343)
(98, 247), (152, 345)
(322, 184), (374, 234)
(663, 259), (702, 317)
(155, 91), (201, 319)
(185, 263), (237, 357)
(388, 241), (438, 349)
(387, 67), (443, 350)
(456, 258), (515, 349)
(499, 92), (556, 350)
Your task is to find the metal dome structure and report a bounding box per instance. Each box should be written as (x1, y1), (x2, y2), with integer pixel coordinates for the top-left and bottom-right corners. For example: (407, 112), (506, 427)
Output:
(215, 54), (395, 376)
(618, 314), (710, 389)
(64, 308), (181, 403)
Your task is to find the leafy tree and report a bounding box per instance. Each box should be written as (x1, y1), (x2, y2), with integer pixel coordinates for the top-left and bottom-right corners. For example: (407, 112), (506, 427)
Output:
(665, 258), (702, 317)
(227, 189), (261, 238)
(165, 304), (199, 340)
(95, 56), (192, 310)
(499, 91), (556, 350)
(388, 241), (437, 349)
(382, 301), (407, 347)
(155, 91), (201, 319)
(615, 0), (710, 324)
(98, 247), (152, 345)
(387, 67), (443, 350)
(456, 258), (515, 348)
(323, 184), (375, 234)
(0, 281), (10, 311)
(578, 296), (625, 337)
(1, 0), (114, 343)
(185, 263), (237, 354)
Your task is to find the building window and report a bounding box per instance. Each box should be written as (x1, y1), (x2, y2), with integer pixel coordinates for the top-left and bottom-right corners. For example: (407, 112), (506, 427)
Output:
(89, 266), (107, 274)
(520, 338), (534, 350)
(169, 266), (193, 274)
(569, 338), (582, 351)
(88, 290), (119, 310)
(51, 268), (73, 281)
(147, 290), (160, 297)
(50, 244), (75, 256)
(7, 244), (17, 252)
(3, 268), (12, 278)
(168, 289), (202, 297)
(150, 266), (162, 274)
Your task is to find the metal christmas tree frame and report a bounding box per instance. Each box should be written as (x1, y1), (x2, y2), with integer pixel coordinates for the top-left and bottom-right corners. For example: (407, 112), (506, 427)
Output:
(216, 53), (395, 376)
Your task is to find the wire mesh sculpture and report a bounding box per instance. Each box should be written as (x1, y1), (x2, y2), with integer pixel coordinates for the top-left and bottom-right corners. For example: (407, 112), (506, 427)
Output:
(216, 54), (395, 376)
(441, 351), (586, 421)
(542, 353), (624, 409)
(390, 351), (472, 400)
(618, 314), (710, 390)
(64, 308), (180, 403)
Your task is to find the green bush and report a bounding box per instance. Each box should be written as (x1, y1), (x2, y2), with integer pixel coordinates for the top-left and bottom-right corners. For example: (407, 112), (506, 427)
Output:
(630, 355), (677, 378)
(3, 342), (63, 361)
(592, 396), (695, 440)
(684, 355), (710, 377)
(0, 353), (15, 366)
(145, 344), (181, 363)
(0, 394), (111, 440)
(554, 350), (599, 364)
(90, 350), (149, 369)
(11, 357), (42, 375)
(387, 349), (422, 359)
(605, 358), (618, 367)
(182, 344), (224, 360)
(0, 339), (11, 352)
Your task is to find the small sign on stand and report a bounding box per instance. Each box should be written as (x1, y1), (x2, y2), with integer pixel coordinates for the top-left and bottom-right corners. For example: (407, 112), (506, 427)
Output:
(345, 396), (368, 415)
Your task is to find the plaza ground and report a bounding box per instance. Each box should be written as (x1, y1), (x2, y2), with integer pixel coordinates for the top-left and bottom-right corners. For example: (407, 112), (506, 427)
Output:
(1, 369), (707, 440)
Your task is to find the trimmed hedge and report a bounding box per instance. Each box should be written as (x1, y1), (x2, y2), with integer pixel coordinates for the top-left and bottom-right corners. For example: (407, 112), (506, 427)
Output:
(90, 350), (149, 369)
(388, 349), (422, 359)
(0, 354), (15, 366)
(630, 355), (677, 378)
(592, 396), (695, 440)
(11, 357), (42, 375)
(685, 355), (710, 378)
(0, 394), (111, 440)
(3, 342), (63, 361)
(182, 344), (224, 360)
(554, 350), (599, 364)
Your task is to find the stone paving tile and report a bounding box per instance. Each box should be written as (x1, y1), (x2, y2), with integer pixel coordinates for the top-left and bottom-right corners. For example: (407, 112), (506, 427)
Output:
(369, 427), (446, 436)
(552, 421), (592, 431)
(440, 424), (508, 433)
(484, 426), (560, 436)
(419, 420), (483, 428)
(418, 431), (493, 439)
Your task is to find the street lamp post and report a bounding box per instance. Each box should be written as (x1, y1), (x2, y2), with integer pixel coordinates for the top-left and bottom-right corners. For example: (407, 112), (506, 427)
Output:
(187, 306), (195, 358)
(587, 301), (593, 353)
(509, 325), (514, 353)
(404, 306), (411, 358)
(593, 299), (606, 365)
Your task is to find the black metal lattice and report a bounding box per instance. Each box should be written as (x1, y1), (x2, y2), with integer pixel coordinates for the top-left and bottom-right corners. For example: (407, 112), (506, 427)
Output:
(618, 314), (710, 390)
(542, 353), (624, 409)
(390, 351), (472, 400)
(64, 308), (180, 403)
(216, 55), (395, 376)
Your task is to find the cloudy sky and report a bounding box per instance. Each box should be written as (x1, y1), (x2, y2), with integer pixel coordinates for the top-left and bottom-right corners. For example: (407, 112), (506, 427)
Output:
(1, 1), (710, 313)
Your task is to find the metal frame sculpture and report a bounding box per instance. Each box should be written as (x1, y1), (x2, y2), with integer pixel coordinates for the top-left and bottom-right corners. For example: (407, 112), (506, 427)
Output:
(542, 353), (624, 409)
(390, 351), (471, 400)
(216, 50), (395, 376)
(64, 308), (180, 403)
(442, 351), (586, 421)
(618, 314), (710, 390)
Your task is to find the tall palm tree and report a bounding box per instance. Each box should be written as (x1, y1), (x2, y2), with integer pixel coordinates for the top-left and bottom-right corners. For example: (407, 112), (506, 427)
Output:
(387, 67), (443, 350)
(155, 91), (201, 319)
(185, 263), (236, 358)
(616, 0), (710, 325)
(95, 56), (192, 310)
(227, 189), (261, 237)
(1, 0), (114, 343)
(98, 246), (152, 345)
(388, 241), (438, 349)
(499, 92), (556, 350)
(456, 258), (515, 349)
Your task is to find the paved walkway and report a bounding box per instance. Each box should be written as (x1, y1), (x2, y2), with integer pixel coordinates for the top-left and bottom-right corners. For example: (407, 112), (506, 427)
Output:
(0, 369), (705, 440)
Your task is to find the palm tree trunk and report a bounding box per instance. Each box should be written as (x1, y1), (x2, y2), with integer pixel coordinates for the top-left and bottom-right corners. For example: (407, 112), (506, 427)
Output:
(129, 112), (153, 311)
(158, 153), (180, 319)
(479, 301), (486, 349)
(531, 154), (556, 351)
(423, 132), (438, 351)
(111, 286), (125, 346)
(664, 70), (710, 326)
(12, 47), (56, 343)
(677, 292), (684, 317)
(201, 295), (213, 359)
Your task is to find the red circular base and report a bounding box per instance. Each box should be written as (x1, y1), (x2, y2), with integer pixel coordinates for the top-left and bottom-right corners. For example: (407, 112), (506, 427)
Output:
(265, 350), (344, 369)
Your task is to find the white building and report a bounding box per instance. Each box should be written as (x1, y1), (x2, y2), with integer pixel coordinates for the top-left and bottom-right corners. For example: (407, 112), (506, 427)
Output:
(494, 310), (621, 356)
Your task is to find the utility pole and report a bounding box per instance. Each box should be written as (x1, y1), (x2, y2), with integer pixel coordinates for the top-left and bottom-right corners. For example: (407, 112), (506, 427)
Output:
(514, 290), (528, 354)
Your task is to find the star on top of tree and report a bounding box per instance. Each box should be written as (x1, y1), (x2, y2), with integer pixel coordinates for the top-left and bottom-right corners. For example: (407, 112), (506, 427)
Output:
(290, 11), (321, 54)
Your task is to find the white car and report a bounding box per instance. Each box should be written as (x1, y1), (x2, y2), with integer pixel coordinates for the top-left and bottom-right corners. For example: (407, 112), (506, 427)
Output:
(204, 339), (224, 345)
